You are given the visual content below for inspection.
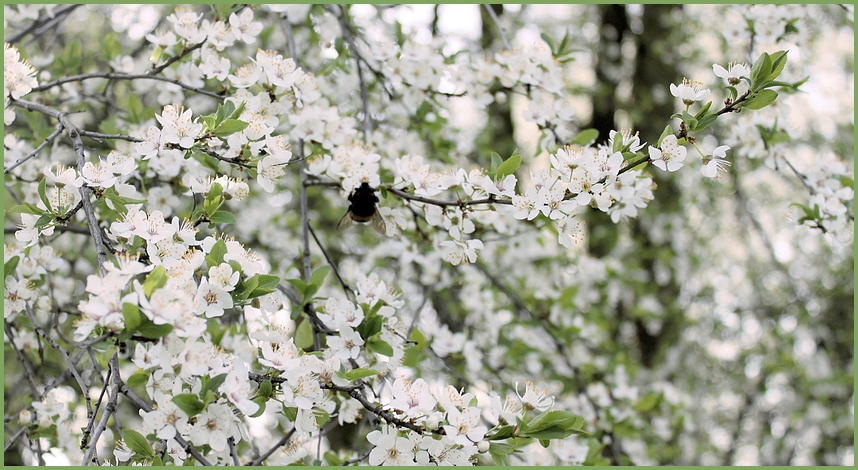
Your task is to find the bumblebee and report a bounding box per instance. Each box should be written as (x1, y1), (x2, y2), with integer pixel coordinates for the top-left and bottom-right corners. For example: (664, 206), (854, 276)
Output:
(337, 182), (387, 235)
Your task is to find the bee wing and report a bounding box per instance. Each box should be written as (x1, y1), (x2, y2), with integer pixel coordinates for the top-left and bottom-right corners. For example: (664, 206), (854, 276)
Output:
(371, 209), (388, 236)
(337, 212), (355, 231)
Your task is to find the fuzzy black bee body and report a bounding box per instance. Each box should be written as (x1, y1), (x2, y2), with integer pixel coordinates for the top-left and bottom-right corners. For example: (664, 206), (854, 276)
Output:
(337, 182), (387, 235)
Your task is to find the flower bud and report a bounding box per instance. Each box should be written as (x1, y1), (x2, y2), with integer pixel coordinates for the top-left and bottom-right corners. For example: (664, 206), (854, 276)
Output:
(477, 440), (490, 454)
(19, 409), (31, 424)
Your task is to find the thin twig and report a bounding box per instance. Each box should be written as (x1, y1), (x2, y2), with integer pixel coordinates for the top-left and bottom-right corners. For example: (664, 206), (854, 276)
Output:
(3, 322), (41, 400)
(340, 449), (371, 466)
(115, 374), (213, 466)
(9, 98), (110, 274)
(337, 6), (372, 143)
(483, 4), (512, 50)
(228, 437), (241, 466)
(5, 124), (64, 175)
(246, 428), (296, 466)
(80, 366), (112, 452)
(323, 383), (438, 436)
(31, 72), (224, 100)
(81, 354), (121, 466)
(148, 41), (206, 76)
(78, 130), (142, 143)
(4, 426), (28, 453)
(308, 224), (353, 297)
(4, 4), (82, 44)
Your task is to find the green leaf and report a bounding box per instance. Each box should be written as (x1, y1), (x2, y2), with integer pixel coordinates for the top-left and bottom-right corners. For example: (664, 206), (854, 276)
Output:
(490, 152), (503, 175)
(208, 240), (228, 266)
(489, 442), (518, 455)
(523, 410), (587, 434)
(656, 125), (673, 147)
(137, 321), (174, 339)
(694, 101), (713, 120)
(209, 211), (236, 224)
(250, 396), (267, 418)
(495, 150), (522, 179)
(741, 90), (778, 110)
(35, 214), (52, 228)
(204, 182), (224, 215)
(366, 338), (394, 357)
(122, 302), (142, 332)
(152, 456), (163, 466)
(151, 46), (163, 63)
(489, 449), (511, 466)
(228, 101), (247, 121)
(750, 52), (772, 91)
(142, 266), (167, 298)
(238, 275), (261, 301)
(522, 425), (571, 440)
(255, 274), (281, 291)
(283, 406), (298, 422)
(201, 374), (228, 397)
(487, 425), (516, 440)
(569, 128), (599, 146)
(309, 266), (330, 289)
(126, 372), (149, 388)
(767, 50), (788, 82)
(126, 93), (145, 124)
(680, 111), (698, 131)
(324, 452), (343, 466)
(8, 204), (45, 215)
(38, 178), (51, 211)
(172, 393), (205, 417)
(357, 314), (383, 340)
(123, 430), (154, 457)
(4, 256), (20, 278)
(215, 100), (236, 126)
(693, 114), (718, 133)
(295, 319), (314, 350)
(342, 368), (379, 381)
(213, 119), (249, 137)
(100, 33), (121, 61)
(258, 379), (273, 398)
(633, 392), (663, 412)
(286, 278), (307, 294)
(216, 3), (232, 20)
(302, 284), (319, 304)
(539, 32), (555, 55)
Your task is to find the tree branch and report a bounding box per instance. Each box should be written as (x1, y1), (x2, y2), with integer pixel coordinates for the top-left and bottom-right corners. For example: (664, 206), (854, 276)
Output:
(4, 124), (64, 175)
(4, 4), (82, 44)
(9, 98), (110, 274)
(80, 354), (121, 466)
(246, 428), (295, 466)
(30, 72), (224, 100)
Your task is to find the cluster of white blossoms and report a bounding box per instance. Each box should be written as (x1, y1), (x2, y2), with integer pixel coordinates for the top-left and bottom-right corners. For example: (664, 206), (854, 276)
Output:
(800, 153), (855, 243)
(4, 42), (38, 124)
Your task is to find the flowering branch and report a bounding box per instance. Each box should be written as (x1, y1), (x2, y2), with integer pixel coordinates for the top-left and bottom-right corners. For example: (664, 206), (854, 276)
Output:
(115, 375), (213, 466)
(323, 383), (438, 436)
(9, 98), (109, 274)
(30, 72), (224, 100)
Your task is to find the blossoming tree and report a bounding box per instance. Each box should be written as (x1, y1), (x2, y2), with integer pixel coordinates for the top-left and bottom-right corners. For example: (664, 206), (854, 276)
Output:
(3, 4), (853, 466)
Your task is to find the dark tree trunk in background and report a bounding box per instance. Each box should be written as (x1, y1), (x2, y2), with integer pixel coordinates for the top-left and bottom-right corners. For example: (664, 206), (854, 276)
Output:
(586, 5), (685, 369)
(629, 4), (684, 368)
(477, 4), (516, 162)
(589, 4), (630, 147)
